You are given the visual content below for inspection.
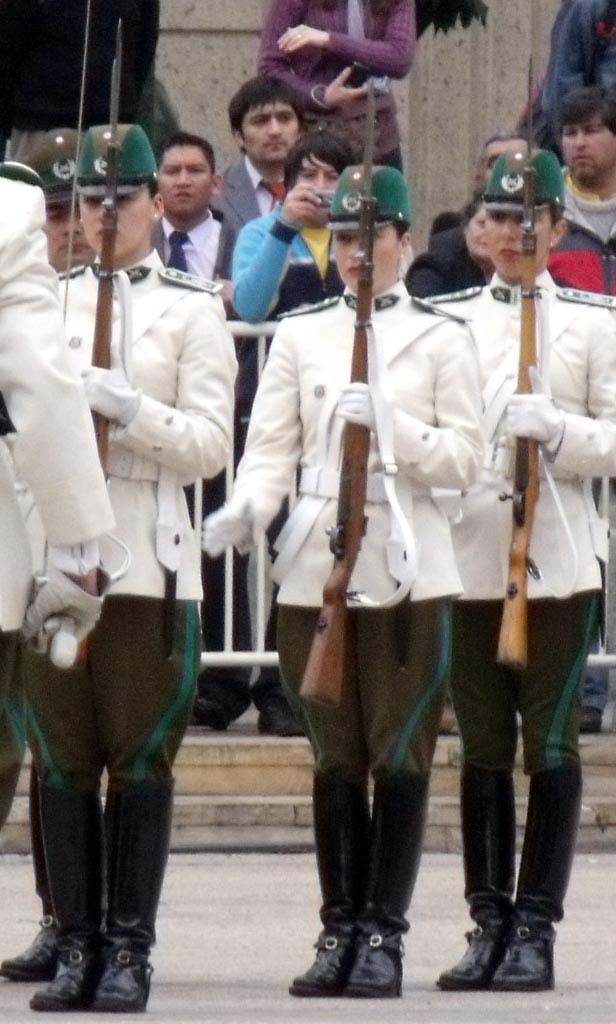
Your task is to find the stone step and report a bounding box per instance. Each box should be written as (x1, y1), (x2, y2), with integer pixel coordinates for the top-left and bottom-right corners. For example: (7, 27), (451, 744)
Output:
(3, 791), (616, 855)
(14, 732), (616, 798)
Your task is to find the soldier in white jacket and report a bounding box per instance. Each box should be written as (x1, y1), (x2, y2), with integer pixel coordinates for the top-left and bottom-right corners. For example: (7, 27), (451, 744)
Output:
(25, 125), (236, 1015)
(0, 172), (114, 840)
(436, 150), (616, 994)
(204, 166), (484, 999)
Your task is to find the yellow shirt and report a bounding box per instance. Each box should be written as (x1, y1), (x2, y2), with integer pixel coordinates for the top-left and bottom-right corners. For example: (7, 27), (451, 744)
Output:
(301, 227), (331, 280)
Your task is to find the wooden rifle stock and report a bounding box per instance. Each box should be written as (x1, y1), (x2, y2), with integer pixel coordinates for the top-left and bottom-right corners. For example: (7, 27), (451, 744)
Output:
(300, 154), (376, 707)
(496, 164), (539, 670)
(90, 22), (122, 474)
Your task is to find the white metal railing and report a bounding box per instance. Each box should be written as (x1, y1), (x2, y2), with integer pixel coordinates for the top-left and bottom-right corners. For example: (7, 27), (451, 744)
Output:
(197, 323), (277, 669)
(197, 328), (616, 718)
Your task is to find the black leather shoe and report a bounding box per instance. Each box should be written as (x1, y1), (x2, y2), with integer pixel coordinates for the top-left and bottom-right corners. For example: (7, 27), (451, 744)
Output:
(437, 909), (510, 990)
(579, 707), (602, 734)
(91, 947), (153, 1013)
(290, 928), (356, 997)
(491, 912), (555, 991)
(257, 694), (304, 737)
(30, 941), (100, 1012)
(0, 916), (58, 982)
(192, 695), (233, 730)
(344, 925), (403, 998)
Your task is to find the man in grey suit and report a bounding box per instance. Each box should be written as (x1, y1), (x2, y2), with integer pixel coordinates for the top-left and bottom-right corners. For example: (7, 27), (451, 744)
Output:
(195, 78), (305, 736)
(215, 77), (304, 262)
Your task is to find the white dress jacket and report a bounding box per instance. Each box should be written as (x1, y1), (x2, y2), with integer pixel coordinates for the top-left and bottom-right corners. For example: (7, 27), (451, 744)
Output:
(232, 282), (484, 607)
(446, 272), (616, 601)
(50, 250), (237, 601)
(0, 180), (114, 631)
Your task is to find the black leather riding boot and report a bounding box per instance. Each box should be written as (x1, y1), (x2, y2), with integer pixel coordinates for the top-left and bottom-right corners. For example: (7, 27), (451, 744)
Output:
(345, 771), (429, 999)
(30, 784), (104, 1012)
(438, 765), (515, 990)
(0, 768), (58, 983)
(492, 764), (582, 992)
(90, 777), (174, 1013)
(290, 771), (370, 997)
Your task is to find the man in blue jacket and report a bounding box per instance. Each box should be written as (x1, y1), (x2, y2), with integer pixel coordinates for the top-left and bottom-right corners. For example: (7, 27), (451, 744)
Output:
(542, 0), (616, 139)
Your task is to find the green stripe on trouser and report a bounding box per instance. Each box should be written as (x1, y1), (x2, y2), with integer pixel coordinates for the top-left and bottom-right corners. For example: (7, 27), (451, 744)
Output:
(277, 599), (451, 781)
(25, 597), (201, 793)
(0, 630), (25, 829)
(450, 593), (599, 775)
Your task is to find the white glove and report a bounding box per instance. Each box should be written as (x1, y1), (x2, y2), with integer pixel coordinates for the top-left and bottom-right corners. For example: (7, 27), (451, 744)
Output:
(335, 382), (376, 431)
(23, 567), (110, 645)
(505, 367), (565, 448)
(202, 497), (258, 558)
(82, 366), (141, 425)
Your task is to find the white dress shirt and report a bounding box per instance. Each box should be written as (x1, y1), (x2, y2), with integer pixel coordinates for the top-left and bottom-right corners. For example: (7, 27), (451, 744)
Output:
(162, 213), (222, 281)
(244, 156), (283, 217)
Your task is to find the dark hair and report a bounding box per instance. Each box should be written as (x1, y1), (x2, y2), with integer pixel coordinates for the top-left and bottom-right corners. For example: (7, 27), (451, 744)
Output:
(228, 77), (304, 134)
(559, 86), (616, 134)
(283, 130), (355, 189)
(160, 131), (216, 173)
(430, 210), (463, 236)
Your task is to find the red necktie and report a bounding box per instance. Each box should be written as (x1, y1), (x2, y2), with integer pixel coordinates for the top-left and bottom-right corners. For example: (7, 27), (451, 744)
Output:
(262, 180), (287, 209)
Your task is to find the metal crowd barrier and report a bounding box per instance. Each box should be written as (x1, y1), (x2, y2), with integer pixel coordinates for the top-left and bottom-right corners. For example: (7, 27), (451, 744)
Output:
(197, 322), (278, 669)
(197, 326), (615, 724)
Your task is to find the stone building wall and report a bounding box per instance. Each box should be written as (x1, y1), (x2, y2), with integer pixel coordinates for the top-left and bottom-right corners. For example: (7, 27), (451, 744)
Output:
(157, 0), (561, 245)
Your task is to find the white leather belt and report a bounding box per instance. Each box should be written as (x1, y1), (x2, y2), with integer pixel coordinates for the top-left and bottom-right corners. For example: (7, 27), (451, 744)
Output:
(107, 449), (159, 482)
(300, 466), (387, 503)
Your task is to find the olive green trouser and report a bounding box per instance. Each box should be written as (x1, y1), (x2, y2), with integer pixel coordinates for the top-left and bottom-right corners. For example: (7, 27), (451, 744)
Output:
(0, 630), (25, 829)
(25, 596), (201, 793)
(450, 593), (599, 775)
(277, 599), (452, 782)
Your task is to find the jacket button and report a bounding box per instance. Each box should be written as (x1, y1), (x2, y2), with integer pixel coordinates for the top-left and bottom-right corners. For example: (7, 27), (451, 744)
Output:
(165, 415), (174, 425)
(68, 336), (81, 348)
(174, 534), (180, 545)
(314, 385), (325, 398)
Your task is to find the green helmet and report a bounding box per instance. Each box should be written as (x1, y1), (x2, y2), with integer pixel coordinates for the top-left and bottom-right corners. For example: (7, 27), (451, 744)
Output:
(0, 161), (43, 189)
(484, 149), (565, 210)
(27, 128), (79, 204)
(77, 124), (157, 196)
(329, 165), (412, 230)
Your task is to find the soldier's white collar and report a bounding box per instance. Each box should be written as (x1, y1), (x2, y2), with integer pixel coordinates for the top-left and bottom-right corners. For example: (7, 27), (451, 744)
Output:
(489, 270), (555, 305)
(343, 279), (408, 311)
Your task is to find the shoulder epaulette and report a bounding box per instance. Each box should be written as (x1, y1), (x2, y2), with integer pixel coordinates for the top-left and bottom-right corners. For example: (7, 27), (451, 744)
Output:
(411, 295), (469, 325)
(426, 286), (483, 304)
(158, 267), (222, 294)
(556, 287), (616, 310)
(279, 296), (341, 318)
(58, 264), (87, 281)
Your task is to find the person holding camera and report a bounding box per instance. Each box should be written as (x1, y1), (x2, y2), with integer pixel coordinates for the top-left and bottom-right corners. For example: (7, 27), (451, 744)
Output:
(232, 130), (353, 323)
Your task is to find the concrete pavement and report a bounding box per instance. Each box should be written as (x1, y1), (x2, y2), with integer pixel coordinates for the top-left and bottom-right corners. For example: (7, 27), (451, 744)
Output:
(0, 851), (615, 1023)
